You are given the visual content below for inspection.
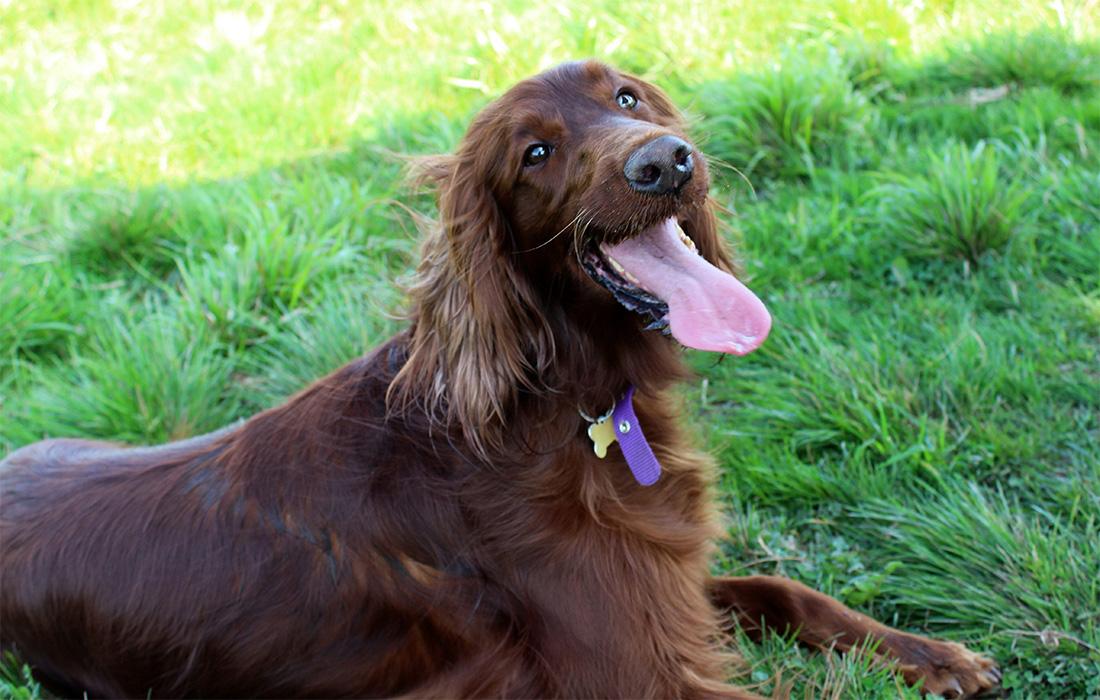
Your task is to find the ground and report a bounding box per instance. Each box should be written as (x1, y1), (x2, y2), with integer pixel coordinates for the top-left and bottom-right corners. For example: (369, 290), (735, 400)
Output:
(1, 1), (1098, 698)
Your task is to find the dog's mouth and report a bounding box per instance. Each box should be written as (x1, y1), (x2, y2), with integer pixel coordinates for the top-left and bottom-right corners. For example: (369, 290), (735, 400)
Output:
(582, 234), (681, 334)
(581, 218), (772, 355)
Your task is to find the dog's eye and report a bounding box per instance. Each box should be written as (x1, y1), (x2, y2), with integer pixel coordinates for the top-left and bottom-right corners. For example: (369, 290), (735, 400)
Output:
(523, 143), (552, 167)
(616, 90), (638, 110)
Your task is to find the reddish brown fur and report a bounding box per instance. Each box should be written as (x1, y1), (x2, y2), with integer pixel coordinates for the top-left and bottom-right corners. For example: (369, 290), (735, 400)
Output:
(1, 61), (998, 699)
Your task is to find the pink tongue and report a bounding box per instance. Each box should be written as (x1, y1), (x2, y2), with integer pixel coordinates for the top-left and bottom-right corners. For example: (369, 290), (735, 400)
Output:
(603, 218), (771, 355)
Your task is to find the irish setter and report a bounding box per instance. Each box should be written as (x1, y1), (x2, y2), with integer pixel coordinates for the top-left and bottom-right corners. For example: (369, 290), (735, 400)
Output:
(1, 61), (1000, 699)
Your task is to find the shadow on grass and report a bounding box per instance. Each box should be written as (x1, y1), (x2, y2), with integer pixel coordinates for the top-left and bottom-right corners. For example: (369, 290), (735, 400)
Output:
(0, 107), (467, 448)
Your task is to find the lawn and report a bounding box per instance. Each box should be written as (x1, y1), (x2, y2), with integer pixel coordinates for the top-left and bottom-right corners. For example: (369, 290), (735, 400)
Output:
(1, 0), (1098, 697)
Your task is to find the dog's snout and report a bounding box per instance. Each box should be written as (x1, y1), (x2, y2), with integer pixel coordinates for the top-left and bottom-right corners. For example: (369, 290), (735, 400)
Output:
(624, 135), (694, 195)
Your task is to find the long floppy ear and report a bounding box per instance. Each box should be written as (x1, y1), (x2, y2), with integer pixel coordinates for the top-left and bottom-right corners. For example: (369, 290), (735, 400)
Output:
(389, 153), (554, 458)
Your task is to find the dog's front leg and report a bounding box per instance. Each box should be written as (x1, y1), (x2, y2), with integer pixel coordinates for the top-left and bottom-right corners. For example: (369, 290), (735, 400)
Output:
(708, 575), (1001, 698)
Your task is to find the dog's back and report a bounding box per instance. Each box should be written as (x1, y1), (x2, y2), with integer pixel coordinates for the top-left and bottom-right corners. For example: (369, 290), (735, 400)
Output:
(0, 339), (490, 697)
(2, 427), (244, 695)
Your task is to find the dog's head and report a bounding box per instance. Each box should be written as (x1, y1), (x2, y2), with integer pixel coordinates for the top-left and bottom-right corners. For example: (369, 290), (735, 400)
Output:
(395, 61), (770, 454)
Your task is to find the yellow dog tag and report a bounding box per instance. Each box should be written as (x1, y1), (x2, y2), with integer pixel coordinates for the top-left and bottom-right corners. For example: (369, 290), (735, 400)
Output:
(587, 417), (618, 458)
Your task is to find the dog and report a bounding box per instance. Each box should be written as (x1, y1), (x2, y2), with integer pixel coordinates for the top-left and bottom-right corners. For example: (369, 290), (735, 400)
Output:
(1, 60), (1001, 698)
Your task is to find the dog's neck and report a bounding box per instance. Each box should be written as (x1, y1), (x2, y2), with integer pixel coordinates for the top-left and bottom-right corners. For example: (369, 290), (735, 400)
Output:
(546, 305), (690, 417)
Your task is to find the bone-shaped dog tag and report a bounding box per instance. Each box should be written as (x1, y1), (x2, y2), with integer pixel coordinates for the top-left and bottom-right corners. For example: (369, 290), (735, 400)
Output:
(587, 417), (618, 458)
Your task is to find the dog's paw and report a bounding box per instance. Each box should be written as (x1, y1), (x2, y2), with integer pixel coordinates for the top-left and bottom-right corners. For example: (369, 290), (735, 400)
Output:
(895, 638), (1002, 699)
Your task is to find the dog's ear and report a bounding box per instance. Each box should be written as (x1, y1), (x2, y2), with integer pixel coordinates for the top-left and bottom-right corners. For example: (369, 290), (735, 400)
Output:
(392, 153), (554, 458)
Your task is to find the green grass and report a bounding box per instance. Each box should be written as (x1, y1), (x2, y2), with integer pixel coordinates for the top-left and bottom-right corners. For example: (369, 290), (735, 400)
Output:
(0, 655), (40, 700)
(697, 49), (875, 181)
(873, 140), (1030, 265)
(2, 1), (1098, 698)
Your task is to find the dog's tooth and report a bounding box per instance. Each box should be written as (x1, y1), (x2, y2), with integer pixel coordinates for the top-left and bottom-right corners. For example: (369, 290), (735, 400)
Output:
(607, 255), (641, 285)
(677, 227), (697, 251)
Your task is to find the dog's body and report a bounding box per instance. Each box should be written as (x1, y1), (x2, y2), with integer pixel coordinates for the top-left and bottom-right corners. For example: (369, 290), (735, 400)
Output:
(2, 339), (733, 698)
(2, 62), (999, 698)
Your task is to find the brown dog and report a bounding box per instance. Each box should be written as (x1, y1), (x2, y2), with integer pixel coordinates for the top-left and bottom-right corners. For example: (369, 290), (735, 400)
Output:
(1, 61), (1000, 698)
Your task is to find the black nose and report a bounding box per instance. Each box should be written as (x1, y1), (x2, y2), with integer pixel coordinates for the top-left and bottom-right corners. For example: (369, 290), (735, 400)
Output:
(624, 135), (694, 194)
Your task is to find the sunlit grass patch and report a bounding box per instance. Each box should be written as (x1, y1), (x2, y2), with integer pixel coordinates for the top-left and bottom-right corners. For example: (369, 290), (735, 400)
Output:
(699, 288), (1098, 504)
(698, 51), (873, 182)
(872, 141), (1029, 266)
(939, 30), (1100, 95)
(852, 487), (1100, 698)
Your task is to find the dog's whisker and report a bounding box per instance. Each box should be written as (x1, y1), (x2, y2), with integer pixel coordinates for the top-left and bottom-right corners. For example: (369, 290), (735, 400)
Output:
(571, 208), (590, 263)
(514, 210), (586, 254)
(572, 210), (596, 265)
(702, 154), (756, 199)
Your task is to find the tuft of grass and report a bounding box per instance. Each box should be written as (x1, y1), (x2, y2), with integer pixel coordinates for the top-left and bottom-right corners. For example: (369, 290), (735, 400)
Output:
(698, 50), (874, 182)
(698, 285), (1099, 509)
(1031, 165), (1100, 283)
(839, 39), (904, 99)
(872, 141), (1029, 265)
(8, 304), (246, 446)
(720, 171), (882, 290)
(0, 256), (86, 370)
(237, 283), (402, 411)
(940, 30), (1100, 95)
(878, 85), (1100, 164)
(730, 629), (919, 699)
(65, 187), (180, 278)
(174, 214), (364, 349)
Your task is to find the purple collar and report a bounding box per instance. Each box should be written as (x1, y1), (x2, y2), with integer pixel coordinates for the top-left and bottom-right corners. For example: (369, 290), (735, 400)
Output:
(585, 386), (662, 486)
